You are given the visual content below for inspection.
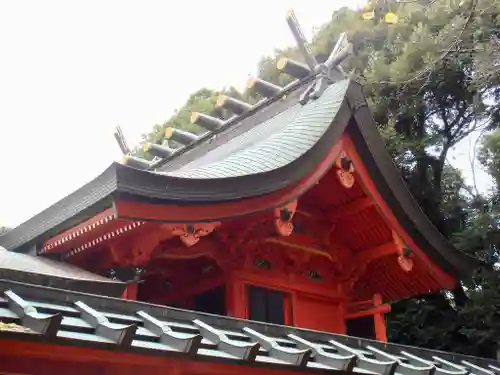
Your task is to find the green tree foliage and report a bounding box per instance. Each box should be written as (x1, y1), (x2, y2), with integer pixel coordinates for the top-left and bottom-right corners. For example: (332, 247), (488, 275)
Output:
(479, 129), (500, 185)
(133, 86), (250, 159)
(137, 0), (500, 358)
(134, 88), (219, 159)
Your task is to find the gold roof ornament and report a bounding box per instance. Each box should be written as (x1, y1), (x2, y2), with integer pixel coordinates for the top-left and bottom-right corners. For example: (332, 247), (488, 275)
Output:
(384, 12), (398, 24)
(360, 0), (398, 24)
(362, 10), (376, 20)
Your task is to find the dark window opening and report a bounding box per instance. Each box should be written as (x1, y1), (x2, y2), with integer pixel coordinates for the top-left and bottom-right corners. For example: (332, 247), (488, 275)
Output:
(192, 285), (226, 315)
(248, 286), (289, 325)
(346, 315), (376, 339)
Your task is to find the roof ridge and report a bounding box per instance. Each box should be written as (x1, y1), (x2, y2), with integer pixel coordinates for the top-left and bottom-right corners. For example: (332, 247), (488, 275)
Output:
(149, 74), (317, 171)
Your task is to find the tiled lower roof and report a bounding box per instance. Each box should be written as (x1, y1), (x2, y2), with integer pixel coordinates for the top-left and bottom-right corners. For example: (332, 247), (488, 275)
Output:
(0, 279), (498, 375)
(0, 247), (125, 297)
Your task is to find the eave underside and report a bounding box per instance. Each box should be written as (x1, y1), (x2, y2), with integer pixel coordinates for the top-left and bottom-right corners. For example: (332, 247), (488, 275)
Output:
(39, 134), (464, 302)
(295, 163), (455, 301)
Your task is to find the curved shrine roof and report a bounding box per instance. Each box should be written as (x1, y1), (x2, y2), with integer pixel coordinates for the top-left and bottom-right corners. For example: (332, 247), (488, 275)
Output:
(0, 76), (479, 280)
(159, 79), (348, 178)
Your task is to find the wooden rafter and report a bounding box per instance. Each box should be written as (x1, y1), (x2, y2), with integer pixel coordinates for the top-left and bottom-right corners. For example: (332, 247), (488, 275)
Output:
(354, 242), (398, 265)
(341, 134), (455, 289)
(328, 197), (374, 221)
(345, 301), (391, 319)
(264, 238), (335, 261)
(41, 208), (130, 255)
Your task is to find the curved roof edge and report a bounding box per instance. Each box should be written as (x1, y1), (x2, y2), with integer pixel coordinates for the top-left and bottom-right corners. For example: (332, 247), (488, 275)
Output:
(113, 80), (352, 201)
(0, 166), (117, 252)
(0, 80), (480, 281)
(0, 79), (352, 252)
(344, 84), (479, 279)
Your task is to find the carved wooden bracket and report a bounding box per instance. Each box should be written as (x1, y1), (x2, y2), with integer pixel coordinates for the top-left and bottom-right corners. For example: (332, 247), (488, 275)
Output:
(152, 238), (222, 261)
(129, 224), (173, 266)
(335, 151), (355, 188)
(273, 200), (298, 236)
(392, 231), (414, 272)
(171, 223), (219, 247)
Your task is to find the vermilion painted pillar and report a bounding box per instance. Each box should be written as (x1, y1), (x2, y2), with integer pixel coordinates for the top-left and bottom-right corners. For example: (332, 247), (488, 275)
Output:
(114, 267), (142, 301)
(226, 277), (246, 319)
(122, 282), (138, 300)
(373, 294), (388, 342)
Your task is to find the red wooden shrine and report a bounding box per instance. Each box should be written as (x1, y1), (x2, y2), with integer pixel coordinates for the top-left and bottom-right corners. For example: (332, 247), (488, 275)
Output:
(32, 132), (459, 342)
(0, 13), (479, 375)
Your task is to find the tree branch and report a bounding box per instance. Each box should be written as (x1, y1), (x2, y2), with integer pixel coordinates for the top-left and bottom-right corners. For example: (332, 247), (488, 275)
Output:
(380, 0), (478, 88)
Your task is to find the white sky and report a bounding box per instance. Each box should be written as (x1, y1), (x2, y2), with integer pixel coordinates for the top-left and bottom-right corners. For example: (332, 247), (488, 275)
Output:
(0, 0), (491, 228)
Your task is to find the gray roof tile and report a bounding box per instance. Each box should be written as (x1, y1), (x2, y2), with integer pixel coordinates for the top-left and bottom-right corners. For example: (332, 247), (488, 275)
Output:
(0, 279), (498, 374)
(0, 246), (125, 297)
(162, 80), (348, 179)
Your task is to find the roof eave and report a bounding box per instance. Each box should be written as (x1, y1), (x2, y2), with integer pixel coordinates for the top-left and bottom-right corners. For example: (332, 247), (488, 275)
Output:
(0, 165), (118, 252)
(344, 83), (479, 280)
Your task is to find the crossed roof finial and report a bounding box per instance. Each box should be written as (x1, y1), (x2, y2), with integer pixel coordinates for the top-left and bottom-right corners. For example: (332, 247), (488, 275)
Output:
(285, 8), (353, 104)
(118, 9), (354, 170)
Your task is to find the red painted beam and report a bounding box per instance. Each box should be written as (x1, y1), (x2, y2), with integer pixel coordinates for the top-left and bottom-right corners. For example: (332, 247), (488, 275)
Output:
(0, 337), (333, 375)
(344, 304), (391, 319)
(41, 208), (148, 259)
(113, 143), (343, 223)
(354, 242), (398, 265)
(230, 271), (346, 300)
(62, 220), (146, 260)
(41, 208), (118, 254)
